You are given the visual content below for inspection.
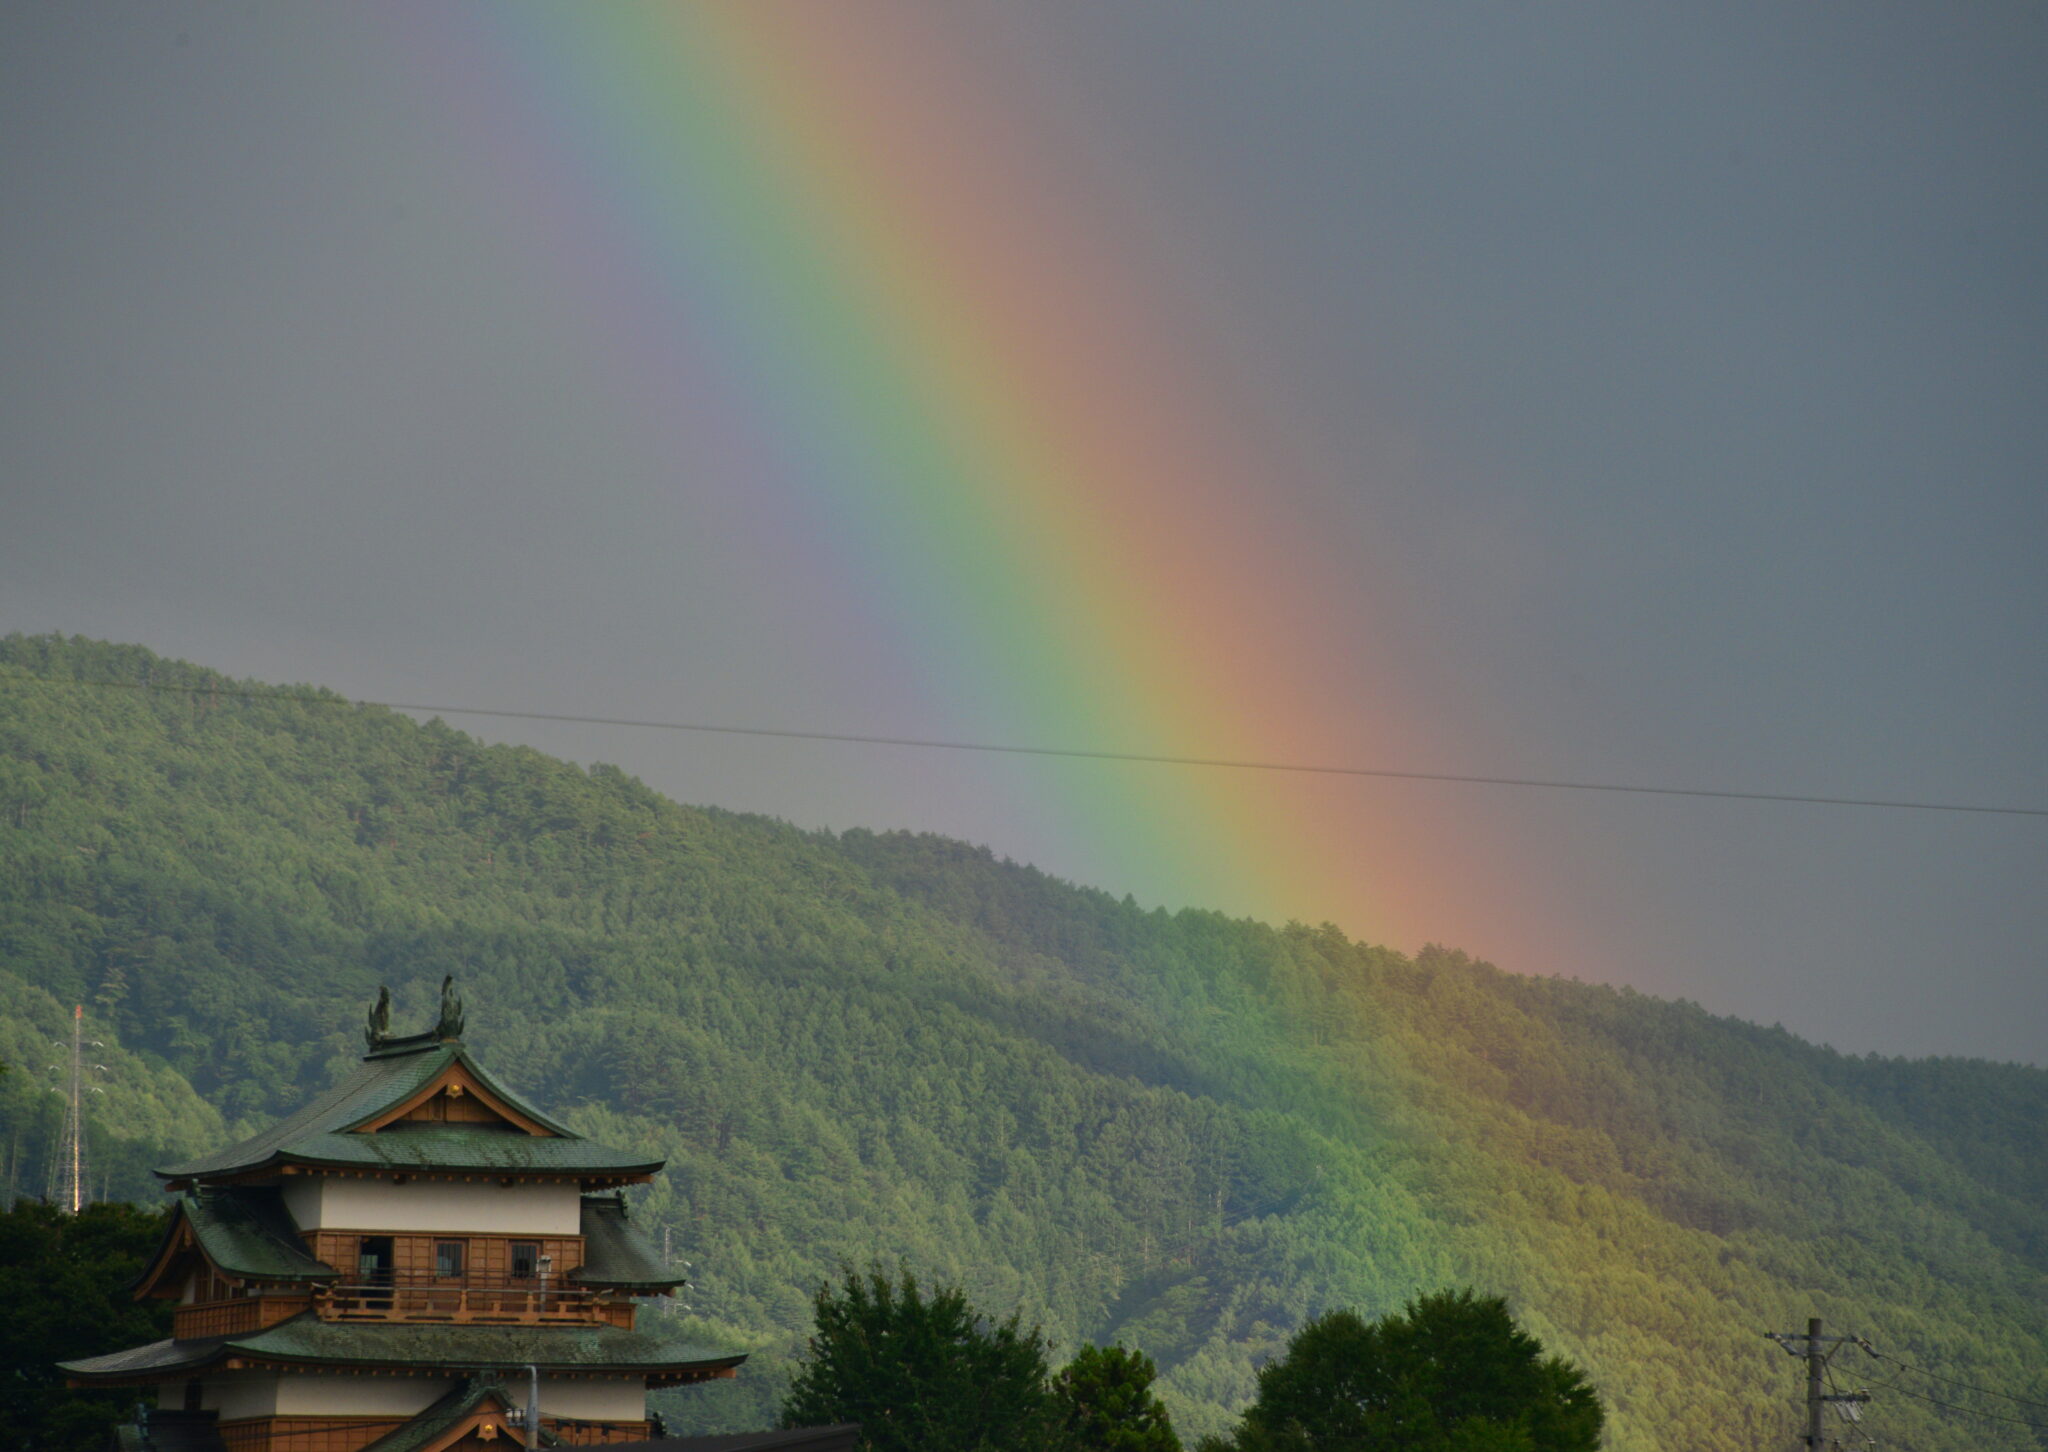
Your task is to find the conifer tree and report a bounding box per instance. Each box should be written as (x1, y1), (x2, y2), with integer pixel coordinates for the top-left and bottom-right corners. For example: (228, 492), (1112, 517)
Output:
(1056, 1343), (1182, 1451)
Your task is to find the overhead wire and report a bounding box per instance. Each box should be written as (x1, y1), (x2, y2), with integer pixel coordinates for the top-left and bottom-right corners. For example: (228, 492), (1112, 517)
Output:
(1858, 1344), (2048, 1413)
(1876, 1380), (2048, 1431)
(11, 672), (2048, 819)
(1837, 1340), (2048, 1433)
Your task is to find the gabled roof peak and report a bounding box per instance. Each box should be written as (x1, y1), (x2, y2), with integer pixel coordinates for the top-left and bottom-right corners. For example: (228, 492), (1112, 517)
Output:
(156, 1015), (663, 1186)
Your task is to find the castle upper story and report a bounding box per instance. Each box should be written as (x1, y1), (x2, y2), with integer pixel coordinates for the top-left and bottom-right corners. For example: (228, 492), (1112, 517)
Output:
(62, 982), (741, 1452)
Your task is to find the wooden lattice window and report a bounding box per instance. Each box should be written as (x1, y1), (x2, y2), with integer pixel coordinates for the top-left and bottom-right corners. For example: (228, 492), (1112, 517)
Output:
(436, 1240), (466, 1278)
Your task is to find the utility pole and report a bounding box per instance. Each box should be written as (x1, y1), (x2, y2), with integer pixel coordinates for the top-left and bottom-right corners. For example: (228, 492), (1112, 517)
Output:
(1763, 1318), (1871, 1450)
(1805, 1318), (1825, 1452)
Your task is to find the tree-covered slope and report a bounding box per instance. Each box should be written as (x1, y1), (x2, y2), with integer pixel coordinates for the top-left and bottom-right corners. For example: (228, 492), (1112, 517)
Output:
(2, 635), (2042, 1450)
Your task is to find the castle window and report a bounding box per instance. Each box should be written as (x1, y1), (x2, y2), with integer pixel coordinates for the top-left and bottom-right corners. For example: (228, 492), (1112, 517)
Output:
(511, 1241), (539, 1279)
(436, 1240), (465, 1278)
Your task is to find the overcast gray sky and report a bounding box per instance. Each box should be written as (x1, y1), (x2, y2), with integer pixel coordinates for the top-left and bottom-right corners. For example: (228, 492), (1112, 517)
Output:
(4, 4), (2043, 1063)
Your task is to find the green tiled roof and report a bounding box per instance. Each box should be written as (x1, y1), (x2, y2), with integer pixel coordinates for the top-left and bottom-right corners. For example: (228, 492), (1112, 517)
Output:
(356, 1377), (554, 1452)
(61, 1336), (226, 1381)
(574, 1196), (685, 1290)
(232, 1313), (743, 1374)
(175, 1186), (336, 1282)
(62, 1314), (745, 1382)
(155, 1040), (662, 1183)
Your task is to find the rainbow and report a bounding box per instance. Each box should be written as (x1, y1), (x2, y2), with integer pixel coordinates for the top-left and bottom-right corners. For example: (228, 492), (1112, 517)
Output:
(418, 5), (1506, 955)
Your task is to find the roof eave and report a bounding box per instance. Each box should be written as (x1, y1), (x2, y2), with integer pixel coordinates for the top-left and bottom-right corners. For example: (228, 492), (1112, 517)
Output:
(131, 1204), (197, 1300)
(59, 1339), (231, 1386)
(224, 1348), (748, 1379)
(570, 1277), (688, 1292)
(161, 1157), (663, 1189)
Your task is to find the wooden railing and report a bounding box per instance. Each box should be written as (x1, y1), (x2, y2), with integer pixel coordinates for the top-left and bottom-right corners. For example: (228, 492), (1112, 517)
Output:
(543, 1419), (652, 1446)
(316, 1273), (611, 1326)
(211, 1413), (650, 1451)
(174, 1295), (312, 1340)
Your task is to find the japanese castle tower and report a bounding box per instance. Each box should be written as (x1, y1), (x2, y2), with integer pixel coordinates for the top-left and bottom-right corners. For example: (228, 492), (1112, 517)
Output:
(63, 982), (742, 1452)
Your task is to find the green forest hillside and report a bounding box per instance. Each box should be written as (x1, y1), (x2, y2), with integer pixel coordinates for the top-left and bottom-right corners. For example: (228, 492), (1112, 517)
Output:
(2, 635), (2043, 1450)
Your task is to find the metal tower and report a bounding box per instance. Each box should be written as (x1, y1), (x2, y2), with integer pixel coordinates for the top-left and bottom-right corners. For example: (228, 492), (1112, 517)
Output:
(56, 1005), (88, 1213)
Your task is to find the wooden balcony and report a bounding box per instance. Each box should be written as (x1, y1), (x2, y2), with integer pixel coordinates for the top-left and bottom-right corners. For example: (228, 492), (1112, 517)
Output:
(543, 1418), (652, 1446)
(213, 1418), (649, 1452)
(174, 1295), (313, 1340)
(315, 1272), (627, 1326)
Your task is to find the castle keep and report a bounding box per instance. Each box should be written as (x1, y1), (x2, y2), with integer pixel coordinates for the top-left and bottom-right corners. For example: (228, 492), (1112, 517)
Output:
(62, 984), (741, 1452)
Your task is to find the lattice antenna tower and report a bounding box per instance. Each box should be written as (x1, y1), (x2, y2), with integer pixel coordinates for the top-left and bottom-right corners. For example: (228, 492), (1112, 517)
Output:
(55, 1005), (92, 1213)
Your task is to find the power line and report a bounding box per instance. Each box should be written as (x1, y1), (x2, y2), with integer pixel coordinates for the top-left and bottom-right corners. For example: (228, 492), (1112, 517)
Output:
(1845, 1339), (2048, 1433)
(1879, 1380), (2048, 1431)
(11, 671), (2048, 819)
(1769, 1326), (2048, 1441)
(1859, 1344), (2048, 1413)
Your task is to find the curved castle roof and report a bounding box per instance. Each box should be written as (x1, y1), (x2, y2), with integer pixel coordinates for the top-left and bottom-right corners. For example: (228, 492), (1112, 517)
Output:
(60, 1313), (744, 1388)
(157, 1036), (663, 1187)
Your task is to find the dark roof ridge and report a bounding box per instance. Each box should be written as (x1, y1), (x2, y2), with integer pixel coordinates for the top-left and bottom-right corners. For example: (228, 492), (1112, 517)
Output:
(364, 1030), (455, 1060)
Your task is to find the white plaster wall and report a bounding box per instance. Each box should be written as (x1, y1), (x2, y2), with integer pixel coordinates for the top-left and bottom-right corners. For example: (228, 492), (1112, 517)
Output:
(279, 1176), (317, 1229)
(281, 1176), (581, 1234)
(174, 1373), (638, 1424)
(539, 1379), (647, 1421)
(205, 1375), (279, 1421)
(270, 1374), (454, 1416)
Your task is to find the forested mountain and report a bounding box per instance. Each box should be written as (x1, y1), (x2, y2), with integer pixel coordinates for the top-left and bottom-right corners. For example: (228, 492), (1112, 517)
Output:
(2, 635), (2043, 1450)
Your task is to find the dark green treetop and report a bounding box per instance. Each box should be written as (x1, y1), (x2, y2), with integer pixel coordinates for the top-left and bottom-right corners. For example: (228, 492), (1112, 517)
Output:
(1056, 1343), (1183, 1452)
(1203, 1290), (1602, 1452)
(0, 1200), (172, 1452)
(781, 1264), (1065, 1452)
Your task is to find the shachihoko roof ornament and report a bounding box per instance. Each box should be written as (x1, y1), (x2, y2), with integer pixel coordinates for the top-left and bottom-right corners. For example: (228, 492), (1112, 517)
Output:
(364, 986), (393, 1051)
(365, 976), (464, 1054)
(437, 975), (465, 1041)
(157, 982), (662, 1187)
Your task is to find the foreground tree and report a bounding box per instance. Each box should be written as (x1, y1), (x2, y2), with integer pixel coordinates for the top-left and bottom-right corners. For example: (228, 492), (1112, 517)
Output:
(1056, 1343), (1182, 1452)
(0, 1199), (173, 1452)
(1200, 1289), (1602, 1452)
(781, 1264), (1064, 1452)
